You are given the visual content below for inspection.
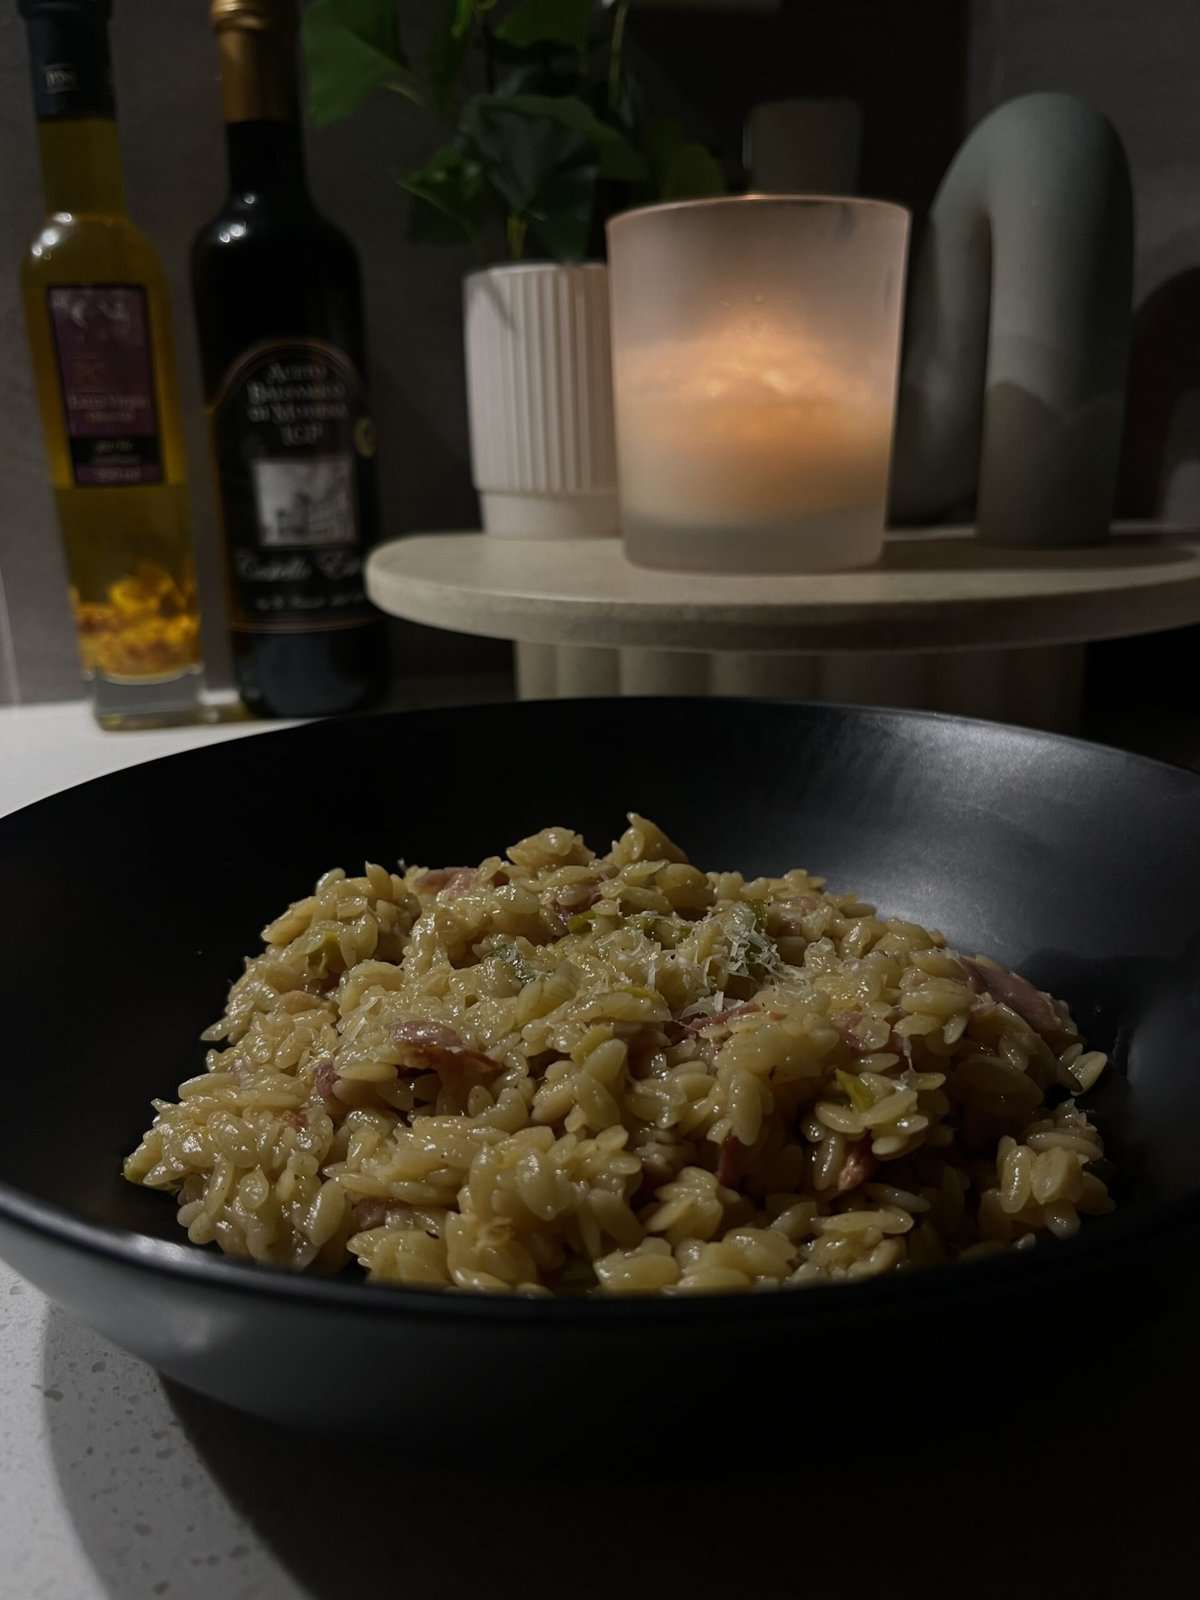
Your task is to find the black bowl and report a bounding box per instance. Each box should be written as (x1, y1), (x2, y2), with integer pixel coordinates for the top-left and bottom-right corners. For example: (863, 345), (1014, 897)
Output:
(2, 699), (1199, 1445)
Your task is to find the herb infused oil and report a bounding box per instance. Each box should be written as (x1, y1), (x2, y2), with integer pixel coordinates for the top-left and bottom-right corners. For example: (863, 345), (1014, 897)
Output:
(19, 0), (203, 727)
(194, 0), (384, 717)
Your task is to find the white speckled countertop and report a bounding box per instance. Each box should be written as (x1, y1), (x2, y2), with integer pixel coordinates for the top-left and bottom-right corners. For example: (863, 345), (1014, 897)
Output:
(3, 696), (1199, 1600)
(0, 701), (299, 1597)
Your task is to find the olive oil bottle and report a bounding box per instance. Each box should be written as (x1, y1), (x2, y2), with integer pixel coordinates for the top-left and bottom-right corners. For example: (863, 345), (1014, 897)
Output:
(193, 0), (384, 718)
(18, 0), (204, 727)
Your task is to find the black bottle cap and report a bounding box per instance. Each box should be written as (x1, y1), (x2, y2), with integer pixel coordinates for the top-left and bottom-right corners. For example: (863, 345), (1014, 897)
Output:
(18, 1), (112, 19)
(19, 0), (114, 121)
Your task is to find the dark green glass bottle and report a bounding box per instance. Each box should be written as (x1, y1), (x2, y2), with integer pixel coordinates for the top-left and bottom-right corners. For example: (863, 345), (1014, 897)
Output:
(193, 0), (383, 718)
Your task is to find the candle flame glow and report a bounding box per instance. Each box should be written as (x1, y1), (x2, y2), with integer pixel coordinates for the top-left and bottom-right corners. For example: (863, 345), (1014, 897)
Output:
(615, 318), (895, 536)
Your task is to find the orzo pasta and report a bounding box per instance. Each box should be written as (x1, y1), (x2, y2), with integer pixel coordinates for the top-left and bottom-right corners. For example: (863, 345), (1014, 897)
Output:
(124, 816), (1114, 1294)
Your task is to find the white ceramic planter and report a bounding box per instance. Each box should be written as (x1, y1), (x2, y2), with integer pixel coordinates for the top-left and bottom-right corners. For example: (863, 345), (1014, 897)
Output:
(463, 262), (619, 538)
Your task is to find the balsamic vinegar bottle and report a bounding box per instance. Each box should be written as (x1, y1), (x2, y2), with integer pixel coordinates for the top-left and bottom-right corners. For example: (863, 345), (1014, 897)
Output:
(194, 0), (384, 718)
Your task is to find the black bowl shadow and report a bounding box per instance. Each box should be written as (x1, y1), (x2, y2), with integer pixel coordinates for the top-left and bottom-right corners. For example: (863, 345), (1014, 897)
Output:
(40, 1288), (1200, 1600)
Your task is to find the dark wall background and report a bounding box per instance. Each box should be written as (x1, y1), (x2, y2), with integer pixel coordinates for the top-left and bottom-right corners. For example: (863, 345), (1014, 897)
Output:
(633, 0), (968, 217)
(1, 0), (1198, 706)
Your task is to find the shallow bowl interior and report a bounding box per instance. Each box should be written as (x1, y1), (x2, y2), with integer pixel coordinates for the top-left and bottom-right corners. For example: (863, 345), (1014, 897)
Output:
(1, 699), (1198, 1437)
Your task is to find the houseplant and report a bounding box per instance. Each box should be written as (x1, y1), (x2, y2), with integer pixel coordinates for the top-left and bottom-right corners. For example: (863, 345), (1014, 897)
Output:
(302, 0), (725, 537)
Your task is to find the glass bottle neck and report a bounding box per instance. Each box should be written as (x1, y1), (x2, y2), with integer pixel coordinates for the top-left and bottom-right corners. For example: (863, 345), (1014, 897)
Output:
(216, 18), (309, 204)
(37, 118), (127, 216)
(224, 119), (309, 202)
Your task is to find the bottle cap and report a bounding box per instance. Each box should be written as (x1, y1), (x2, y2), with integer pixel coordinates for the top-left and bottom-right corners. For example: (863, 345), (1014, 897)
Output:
(18, 2), (111, 17)
(210, 0), (297, 31)
(19, 0), (114, 121)
(210, 0), (298, 124)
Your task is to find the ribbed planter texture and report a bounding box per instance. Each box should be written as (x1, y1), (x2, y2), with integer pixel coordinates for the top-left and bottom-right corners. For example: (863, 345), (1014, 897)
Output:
(463, 262), (618, 540)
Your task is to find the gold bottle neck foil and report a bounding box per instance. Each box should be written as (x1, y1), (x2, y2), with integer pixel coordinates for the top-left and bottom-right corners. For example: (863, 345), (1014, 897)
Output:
(211, 0), (298, 125)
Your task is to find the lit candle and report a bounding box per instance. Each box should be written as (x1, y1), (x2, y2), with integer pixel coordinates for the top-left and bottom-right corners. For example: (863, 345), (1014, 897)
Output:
(608, 197), (910, 573)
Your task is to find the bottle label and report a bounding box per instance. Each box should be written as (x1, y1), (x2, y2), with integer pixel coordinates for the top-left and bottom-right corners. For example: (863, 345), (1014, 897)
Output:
(210, 338), (376, 634)
(47, 285), (163, 487)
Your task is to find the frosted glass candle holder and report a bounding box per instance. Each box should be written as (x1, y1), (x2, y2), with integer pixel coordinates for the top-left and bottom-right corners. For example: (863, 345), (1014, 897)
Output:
(607, 196), (910, 573)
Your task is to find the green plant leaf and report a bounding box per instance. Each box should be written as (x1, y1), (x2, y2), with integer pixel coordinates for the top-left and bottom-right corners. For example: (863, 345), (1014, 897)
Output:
(491, 41), (584, 100)
(476, 92), (648, 181)
(313, 0), (403, 55)
(464, 96), (587, 211)
(428, 0), (475, 111)
(302, 0), (423, 126)
(660, 141), (725, 199)
(644, 117), (726, 200)
(460, 95), (600, 260)
(451, 0), (478, 38)
(506, 214), (529, 259)
(526, 165), (596, 260)
(496, 0), (593, 52)
(399, 143), (489, 245)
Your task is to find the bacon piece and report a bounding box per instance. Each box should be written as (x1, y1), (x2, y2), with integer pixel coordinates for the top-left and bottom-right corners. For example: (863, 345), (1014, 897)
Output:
(392, 1020), (462, 1050)
(961, 959), (1070, 1043)
(626, 1030), (670, 1078)
(313, 1059), (339, 1107)
(717, 1134), (745, 1189)
(415, 867), (476, 896)
(830, 1009), (882, 1055)
(391, 1019), (502, 1079)
(545, 881), (601, 933)
(836, 1141), (876, 1193)
(352, 1199), (390, 1230)
(311, 1059), (350, 1124)
(549, 882), (601, 929)
(679, 1002), (760, 1036)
